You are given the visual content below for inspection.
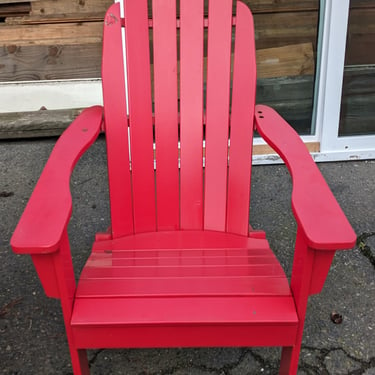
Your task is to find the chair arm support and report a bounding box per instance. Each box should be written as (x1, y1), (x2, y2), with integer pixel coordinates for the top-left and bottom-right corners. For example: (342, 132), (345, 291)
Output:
(11, 106), (103, 255)
(254, 105), (356, 251)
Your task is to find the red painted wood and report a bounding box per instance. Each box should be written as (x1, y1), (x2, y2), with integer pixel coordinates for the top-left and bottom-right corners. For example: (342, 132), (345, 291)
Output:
(31, 254), (59, 298)
(11, 106), (102, 254)
(203, 0), (233, 231)
(254, 105), (357, 250)
(91, 230), (271, 251)
(77, 229), (289, 298)
(179, 0), (204, 229)
(280, 229), (315, 374)
(124, 0), (156, 233)
(72, 296), (298, 325)
(140, 18), (218, 29)
(80, 264), (284, 278)
(53, 231), (90, 375)
(76, 277), (290, 298)
(226, 1), (256, 235)
(309, 250), (335, 294)
(152, 0), (180, 230)
(248, 225), (267, 239)
(73, 324), (298, 349)
(53, 231), (76, 308)
(86, 254), (278, 267)
(102, 3), (133, 238)
(91, 247), (272, 258)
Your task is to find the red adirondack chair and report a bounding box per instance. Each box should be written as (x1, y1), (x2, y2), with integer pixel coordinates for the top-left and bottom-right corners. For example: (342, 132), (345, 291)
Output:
(11, 1), (356, 374)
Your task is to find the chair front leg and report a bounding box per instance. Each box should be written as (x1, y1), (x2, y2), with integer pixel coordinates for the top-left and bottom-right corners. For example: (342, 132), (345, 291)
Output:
(280, 228), (315, 374)
(53, 230), (90, 375)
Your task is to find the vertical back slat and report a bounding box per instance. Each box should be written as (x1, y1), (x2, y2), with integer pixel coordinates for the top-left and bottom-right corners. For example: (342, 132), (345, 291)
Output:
(124, 0), (156, 233)
(102, 3), (134, 238)
(226, 1), (256, 235)
(204, 0), (233, 231)
(152, 0), (180, 230)
(179, 0), (204, 230)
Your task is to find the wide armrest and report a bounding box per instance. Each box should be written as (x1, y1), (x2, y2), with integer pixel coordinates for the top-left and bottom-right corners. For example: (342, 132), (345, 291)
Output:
(11, 106), (103, 255)
(254, 105), (356, 251)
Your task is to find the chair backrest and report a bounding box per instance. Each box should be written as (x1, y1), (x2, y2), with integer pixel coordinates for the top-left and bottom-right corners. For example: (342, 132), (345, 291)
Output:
(102, 0), (257, 239)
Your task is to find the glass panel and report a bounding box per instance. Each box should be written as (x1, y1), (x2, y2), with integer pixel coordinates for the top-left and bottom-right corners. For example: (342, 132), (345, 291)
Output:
(246, 0), (320, 135)
(339, 0), (375, 136)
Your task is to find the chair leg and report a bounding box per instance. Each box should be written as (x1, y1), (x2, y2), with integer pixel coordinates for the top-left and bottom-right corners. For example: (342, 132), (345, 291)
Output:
(52, 235), (90, 374)
(279, 346), (299, 375)
(279, 322), (304, 375)
(68, 346), (90, 375)
(279, 229), (315, 374)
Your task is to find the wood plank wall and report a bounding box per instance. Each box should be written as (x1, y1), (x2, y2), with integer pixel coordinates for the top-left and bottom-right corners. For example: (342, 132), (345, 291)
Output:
(0, 0), (320, 82)
(1, 0), (373, 82)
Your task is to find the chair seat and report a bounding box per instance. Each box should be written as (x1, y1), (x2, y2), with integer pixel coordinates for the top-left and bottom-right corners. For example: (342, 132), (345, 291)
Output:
(71, 231), (298, 349)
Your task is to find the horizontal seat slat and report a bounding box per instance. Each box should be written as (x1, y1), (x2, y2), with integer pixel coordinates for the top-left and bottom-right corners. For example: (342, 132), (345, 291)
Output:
(80, 264), (284, 278)
(72, 296), (298, 326)
(89, 247), (272, 258)
(92, 230), (271, 251)
(76, 276), (290, 297)
(77, 230), (289, 298)
(85, 254), (278, 267)
(72, 323), (298, 349)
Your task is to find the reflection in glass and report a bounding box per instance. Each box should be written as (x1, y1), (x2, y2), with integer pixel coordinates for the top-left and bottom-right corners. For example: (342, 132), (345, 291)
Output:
(339, 1), (375, 136)
(249, 1), (319, 135)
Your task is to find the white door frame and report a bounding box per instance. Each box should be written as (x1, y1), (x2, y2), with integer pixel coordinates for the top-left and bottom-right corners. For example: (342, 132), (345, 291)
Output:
(313, 0), (375, 162)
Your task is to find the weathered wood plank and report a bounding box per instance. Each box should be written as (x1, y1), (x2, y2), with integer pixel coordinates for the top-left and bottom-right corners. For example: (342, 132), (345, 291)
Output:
(253, 11), (318, 50)
(5, 12), (105, 24)
(0, 0), (35, 3)
(349, 0), (375, 9)
(241, 0), (318, 13)
(0, 21), (103, 45)
(0, 43), (102, 81)
(0, 2), (31, 18)
(0, 108), (82, 139)
(256, 43), (314, 78)
(30, 0), (112, 16)
(345, 8), (375, 65)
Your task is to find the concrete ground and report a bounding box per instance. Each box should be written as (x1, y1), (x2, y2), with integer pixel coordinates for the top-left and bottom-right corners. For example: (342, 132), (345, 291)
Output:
(0, 137), (374, 375)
